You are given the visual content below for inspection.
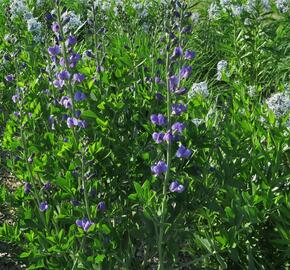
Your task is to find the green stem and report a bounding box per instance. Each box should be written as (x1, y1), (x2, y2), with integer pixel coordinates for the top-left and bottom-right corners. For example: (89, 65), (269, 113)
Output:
(81, 149), (90, 219)
(157, 40), (171, 270)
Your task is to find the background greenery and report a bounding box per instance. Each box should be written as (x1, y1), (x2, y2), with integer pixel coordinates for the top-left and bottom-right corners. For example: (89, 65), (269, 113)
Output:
(0, 0), (289, 269)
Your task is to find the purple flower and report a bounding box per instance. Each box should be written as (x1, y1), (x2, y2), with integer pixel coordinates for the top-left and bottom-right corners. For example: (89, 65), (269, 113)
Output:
(77, 120), (87, 128)
(155, 92), (164, 101)
(48, 45), (61, 56)
(66, 36), (77, 47)
(43, 89), (50, 95)
(60, 96), (73, 109)
(169, 181), (185, 193)
(96, 65), (104, 73)
(5, 74), (14, 81)
(39, 201), (48, 212)
(76, 218), (94, 232)
(163, 131), (174, 142)
(152, 132), (164, 144)
(27, 156), (33, 163)
(172, 46), (183, 58)
(53, 79), (65, 88)
(97, 201), (106, 212)
(66, 117), (78, 128)
(12, 94), (20, 103)
(155, 77), (162, 84)
(69, 53), (81, 68)
(176, 145), (192, 158)
(85, 50), (94, 58)
(185, 50), (196, 60)
(43, 182), (51, 190)
(63, 137), (68, 142)
(45, 13), (53, 21)
(171, 103), (187, 115)
(150, 114), (167, 126)
(73, 73), (85, 84)
(58, 70), (70, 81)
(59, 57), (66, 66)
(24, 182), (31, 194)
(172, 122), (185, 134)
(169, 76), (179, 91)
(51, 22), (60, 32)
(180, 66), (192, 79)
(71, 199), (80, 206)
(62, 114), (68, 121)
(181, 25), (191, 34)
(75, 109), (81, 118)
(151, 161), (168, 176)
(175, 87), (187, 95)
(74, 91), (86, 102)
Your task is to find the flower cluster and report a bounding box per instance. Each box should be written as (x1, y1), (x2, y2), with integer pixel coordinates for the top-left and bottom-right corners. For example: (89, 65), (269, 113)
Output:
(217, 60), (229, 81)
(47, 17), (87, 130)
(275, 0), (289, 13)
(76, 218), (94, 232)
(266, 92), (290, 119)
(150, 41), (196, 193)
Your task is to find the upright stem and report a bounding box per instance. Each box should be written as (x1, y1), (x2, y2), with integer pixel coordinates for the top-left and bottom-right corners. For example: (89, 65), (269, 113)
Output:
(158, 42), (171, 270)
(81, 149), (90, 219)
(55, 1), (89, 218)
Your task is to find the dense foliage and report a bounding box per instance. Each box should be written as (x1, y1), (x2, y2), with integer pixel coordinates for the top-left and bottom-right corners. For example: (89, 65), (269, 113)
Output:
(0, 0), (289, 269)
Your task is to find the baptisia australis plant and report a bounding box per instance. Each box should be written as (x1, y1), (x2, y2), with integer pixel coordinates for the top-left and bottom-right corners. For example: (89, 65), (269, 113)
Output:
(148, 1), (195, 269)
(48, 1), (99, 231)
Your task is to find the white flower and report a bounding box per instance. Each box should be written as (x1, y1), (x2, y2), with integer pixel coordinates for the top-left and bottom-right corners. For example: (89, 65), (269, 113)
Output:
(245, 0), (256, 13)
(275, 0), (289, 13)
(27, 18), (41, 33)
(220, 0), (231, 10)
(208, 2), (220, 20)
(62, 11), (82, 33)
(192, 118), (204, 127)
(247, 85), (256, 97)
(266, 92), (290, 119)
(261, 0), (271, 11)
(244, 18), (251, 26)
(189, 81), (209, 98)
(27, 17), (42, 42)
(231, 5), (243, 16)
(217, 60), (229, 81)
(191, 12), (200, 23)
(10, 0), (30, 19)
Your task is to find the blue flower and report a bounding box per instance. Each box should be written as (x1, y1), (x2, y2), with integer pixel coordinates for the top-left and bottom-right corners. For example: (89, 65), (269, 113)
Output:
(150, 114), (167, 126)
(73, 73), (85, 84)
(185, 50), (195, 60)
(169, 181), (185, 193)
(151, 161), (168, 176)
(39, 201), (48, 212)
(171, 103), (187, 115)
(74, 91), (86, 102)
(179, 66), (192, 79)
(60, 96), (72, 109)
(172, 122), (185, 134)
(97, 201), (106, 212)
(76, 218), (94, 232)
(48, 45), (61, 56)
(66, 117), (78, 128)
(169, 76), (179, 91)
(172, 46), (183, 58)
(66, 36), (77, 47)
(58, 70), (71, 81)
(24, 182), (31, 194)
(152, 132), (164, 144)
(176, 145), (192, 158)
